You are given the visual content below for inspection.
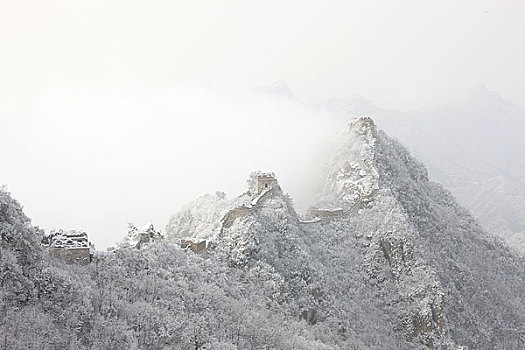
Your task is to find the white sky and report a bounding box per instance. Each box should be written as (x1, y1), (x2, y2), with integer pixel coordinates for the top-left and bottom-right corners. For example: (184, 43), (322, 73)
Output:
(1, 0), (524, 248)
(1, 0), (524, 108)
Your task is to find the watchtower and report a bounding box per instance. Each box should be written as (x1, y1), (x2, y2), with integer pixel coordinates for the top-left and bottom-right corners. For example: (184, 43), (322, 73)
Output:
(256, 173), (277, 194)
(46, 230), (93, 264)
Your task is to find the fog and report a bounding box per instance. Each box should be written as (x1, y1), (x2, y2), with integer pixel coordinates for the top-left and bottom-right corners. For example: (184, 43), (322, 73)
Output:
(1, 86), (342, 248)
(1, 1), (525, 110)
(1, 1), (524, 248)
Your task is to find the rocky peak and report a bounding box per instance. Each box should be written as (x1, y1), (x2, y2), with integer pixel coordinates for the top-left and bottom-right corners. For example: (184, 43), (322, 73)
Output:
(319, 116), (380, 209)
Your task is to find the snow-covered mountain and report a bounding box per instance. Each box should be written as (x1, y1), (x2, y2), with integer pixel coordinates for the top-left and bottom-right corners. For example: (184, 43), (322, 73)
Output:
(321, 87), (525, 254)
(165, 118), (525, 349)
(2, 118), (524, 349)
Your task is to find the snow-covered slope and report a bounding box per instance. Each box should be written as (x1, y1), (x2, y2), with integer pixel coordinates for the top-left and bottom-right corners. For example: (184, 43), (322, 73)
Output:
(373, 127), (525, 349)
(322, 87), (525, 255)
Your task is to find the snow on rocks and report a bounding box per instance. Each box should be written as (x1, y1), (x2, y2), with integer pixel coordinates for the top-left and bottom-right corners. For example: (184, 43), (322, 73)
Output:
(320, 116), (380, 208)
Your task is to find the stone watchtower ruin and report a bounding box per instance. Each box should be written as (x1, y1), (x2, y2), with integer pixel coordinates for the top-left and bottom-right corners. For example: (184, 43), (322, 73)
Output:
(44, 230), (94, 264)
(255, 173), (277, 194)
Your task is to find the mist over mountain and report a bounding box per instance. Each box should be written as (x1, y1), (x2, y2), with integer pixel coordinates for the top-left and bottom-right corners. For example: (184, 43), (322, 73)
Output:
(2, 1), (525, 348)
(251, 80), (296, 99)
(319, 86), (525, 254)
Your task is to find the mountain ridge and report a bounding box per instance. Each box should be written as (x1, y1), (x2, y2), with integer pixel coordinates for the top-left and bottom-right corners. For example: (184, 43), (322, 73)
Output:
(1, 118), (524, 349)
(166, 117), (525, 349)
